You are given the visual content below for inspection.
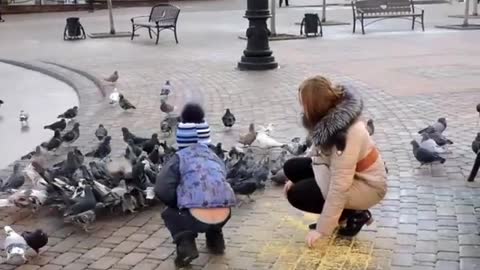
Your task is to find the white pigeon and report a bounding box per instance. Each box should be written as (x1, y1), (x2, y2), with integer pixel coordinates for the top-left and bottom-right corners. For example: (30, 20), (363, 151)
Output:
(252, 132), (284, 149)
(19, 110), (29, 123)
(258, 123), (274, 135)
(160, 80), (172, 96)
(3, 226), (28, 265)
(419, 137), (446, 154)
(23, 163), (48, 190)
(8, 189), (48, 210)
(109, 88), (120, 104)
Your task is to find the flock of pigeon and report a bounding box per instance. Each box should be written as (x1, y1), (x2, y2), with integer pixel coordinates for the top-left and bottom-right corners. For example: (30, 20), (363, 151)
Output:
(0, 73), (310, 265)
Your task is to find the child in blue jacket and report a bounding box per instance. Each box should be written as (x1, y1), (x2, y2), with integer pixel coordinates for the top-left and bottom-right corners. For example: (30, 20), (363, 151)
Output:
(155, 103), (236, 267)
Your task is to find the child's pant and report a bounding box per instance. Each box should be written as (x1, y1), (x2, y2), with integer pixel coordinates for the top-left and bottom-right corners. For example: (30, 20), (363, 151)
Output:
(161, 207), (230, 240)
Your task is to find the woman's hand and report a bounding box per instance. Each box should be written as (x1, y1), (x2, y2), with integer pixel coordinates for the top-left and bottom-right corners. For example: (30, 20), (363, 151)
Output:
(283, 180), (294, 197)
(305, 230), (326, 248)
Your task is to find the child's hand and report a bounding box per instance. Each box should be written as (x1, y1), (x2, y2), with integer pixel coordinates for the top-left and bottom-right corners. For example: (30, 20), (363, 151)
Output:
(283, 180), (293, 197)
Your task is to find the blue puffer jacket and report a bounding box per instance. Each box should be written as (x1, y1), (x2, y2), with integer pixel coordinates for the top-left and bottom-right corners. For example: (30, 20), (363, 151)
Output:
(154, 144), (236, 209)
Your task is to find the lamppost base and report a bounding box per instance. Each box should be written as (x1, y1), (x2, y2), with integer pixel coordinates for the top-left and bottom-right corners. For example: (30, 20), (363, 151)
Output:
(238, 56), (278, 70)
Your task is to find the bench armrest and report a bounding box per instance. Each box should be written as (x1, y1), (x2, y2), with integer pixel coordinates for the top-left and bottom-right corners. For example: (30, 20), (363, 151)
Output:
(131, 15), (149, 23)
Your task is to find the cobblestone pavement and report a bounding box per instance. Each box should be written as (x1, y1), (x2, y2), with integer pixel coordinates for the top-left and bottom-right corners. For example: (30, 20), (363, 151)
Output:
(2, 1), (480, 269)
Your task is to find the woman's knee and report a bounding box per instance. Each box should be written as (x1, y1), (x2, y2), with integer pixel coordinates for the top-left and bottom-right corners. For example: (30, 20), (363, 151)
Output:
(283, 157), (313, 181)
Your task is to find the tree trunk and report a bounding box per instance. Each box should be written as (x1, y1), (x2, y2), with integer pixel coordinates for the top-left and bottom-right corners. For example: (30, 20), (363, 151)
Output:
(322, 0), (327, 22)
(270, 0), (277, 36)
(107, 0), (116, 34)
(473, 0), (478, 16)
(464, 0), (470, 26)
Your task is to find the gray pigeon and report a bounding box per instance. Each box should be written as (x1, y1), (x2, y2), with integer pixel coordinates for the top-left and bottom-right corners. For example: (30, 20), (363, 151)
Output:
(58, 106), (78, 120)
(19, 110), (29, 123)
(472, 133), (480, 154)
(270, 150), (288, 175)
(62, 123), (80, 144)
(104, 71), (119, 83)
(422, 127), (453, 146)
(44, 119), (67, 131)
(21, 229), (48, 254)
(283, 137), (307, 156)
(271, 169), (287, 185)
(222, 109), (236, 128)
(95, 124), (108, 141)
(477, 104), (480, 127)
(238, 123), (257, 146)
(41, 130), (62, 151)
(366, 119), (374, 136)
(411, 140), (446, 166)
(64, 186), (97, 217)
(418, 118), (447, 134)
(119, 95), (136, 110)
(1, 163), (25, 191)
(86, 136), (112, 159)
(160, 99), (175, 114)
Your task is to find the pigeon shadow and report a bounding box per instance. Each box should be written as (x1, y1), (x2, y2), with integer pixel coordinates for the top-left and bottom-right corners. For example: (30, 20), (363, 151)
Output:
(20, 125), (30, 133)
(0, 115), (3, 123)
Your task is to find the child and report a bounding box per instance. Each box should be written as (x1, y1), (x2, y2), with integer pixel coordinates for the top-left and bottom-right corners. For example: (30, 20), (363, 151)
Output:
(155, 103), (236, 267)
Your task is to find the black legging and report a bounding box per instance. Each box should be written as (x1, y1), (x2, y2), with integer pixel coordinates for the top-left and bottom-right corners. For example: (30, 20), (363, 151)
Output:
(284, 157), (355, 221)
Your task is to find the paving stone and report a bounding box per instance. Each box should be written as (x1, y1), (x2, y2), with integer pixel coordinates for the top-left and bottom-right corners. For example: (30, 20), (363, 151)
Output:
(62, 263), (88, 270)
(131, 263), (158, 270)
(436, 260), (460, 270)
(112, 227), (139, 237)
(437, 252), (460, 261)
(50, 252), (82, 266)
(438, 240), (460, 252)
(126, 233), (150, 242)
(459, 234), (480, 245)
(38, 265), (62, 270)
(415, 253), (437, 263)
(460, 258), (480, 270)
(117, 253), (147, 265)
(81, 247), (110, 260)
(15, 266), (40, 270)
(89, 257), (120, 270)
(460, 246), (480, 258)
(392, 253), (414, 267)
(148, 247), (175, 260)
(112, 241), (140, 253)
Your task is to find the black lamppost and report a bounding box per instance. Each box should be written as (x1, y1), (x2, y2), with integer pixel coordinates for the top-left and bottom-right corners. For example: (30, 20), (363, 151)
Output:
(238, 0), (278, 71)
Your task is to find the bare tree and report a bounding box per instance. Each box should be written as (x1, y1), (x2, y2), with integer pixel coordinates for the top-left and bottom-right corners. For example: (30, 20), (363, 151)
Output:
(322, 0), (327, 22)
(464, 0), (470, 26)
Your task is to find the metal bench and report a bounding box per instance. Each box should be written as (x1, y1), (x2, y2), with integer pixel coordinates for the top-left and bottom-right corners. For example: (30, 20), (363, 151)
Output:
(130, 4), (180, 45)
(352, 0), (424, 34)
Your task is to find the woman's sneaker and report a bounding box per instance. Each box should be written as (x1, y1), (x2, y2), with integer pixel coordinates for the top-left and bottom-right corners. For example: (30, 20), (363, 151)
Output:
(174, 233), (199, 267)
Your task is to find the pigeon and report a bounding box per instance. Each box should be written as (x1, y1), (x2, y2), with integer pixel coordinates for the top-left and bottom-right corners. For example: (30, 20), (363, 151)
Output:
(231, 180), (258, 202)
(64, 210), (97, 232)
(160, 115), (180, 136)
(44, 119), (66, 131)
(472, 133), (480, 154)
(254, 132), (284, 148)
(8, 189), (48, 210)
(86, 136), (112, 159)
(142, 133), (160, 154)
(3, 226), (28, 265)
(41, 130), (63, 151)
(271, 169), (287, 185)
(58, 106), (78, 120)
(148, 145), (161, 165)
(418, 118), (447, 134)
(21, 229), (48, 254)
(62, 122), (80, 144)
(104, 71), (119, 83)
(422, 127), (453, 146)
(126, 139), (143, 158)
(222, 109), (236, 128)
(1, 163), (25, 191)
(258, 123), (274, 135)
(119, 94), (136, 110)
(64, 185), (97, 216)
(238, 123), (257, 146)
(0, 99), (3, 107)
(89, 161), (112, 181)
(19, 110), (29, 123)
(283, 137), (307, 156)
(411, 140), (446, 167)
(420, 133), (446, 154)
(109, 88), (120, 104)
(55, 149), (84, 178)
(210, 143), (227, 160)
(95, 124), (108, 141)
(122, 127), (149, 145)
(160, 99), (175, 114)
(366, 119), (375, 136)
(160, 80), (172, 96)
(270, 150), (288, 175)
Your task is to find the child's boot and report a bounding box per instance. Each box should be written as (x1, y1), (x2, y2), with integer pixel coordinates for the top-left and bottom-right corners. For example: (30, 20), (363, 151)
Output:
(206, 230), (225, 254)
(174, 231), (199, 267)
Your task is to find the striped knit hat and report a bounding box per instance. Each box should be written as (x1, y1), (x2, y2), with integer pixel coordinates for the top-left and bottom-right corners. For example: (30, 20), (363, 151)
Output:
(176, 121), (211, 149)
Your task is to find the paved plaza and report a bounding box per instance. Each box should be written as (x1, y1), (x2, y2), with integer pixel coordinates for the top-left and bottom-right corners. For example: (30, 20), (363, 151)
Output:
(2, 0), (480, 269)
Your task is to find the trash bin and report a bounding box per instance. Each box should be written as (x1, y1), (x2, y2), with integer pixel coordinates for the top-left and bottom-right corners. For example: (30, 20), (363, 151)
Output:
(300, 13), (323, 37)
(64, 17), (86, 40)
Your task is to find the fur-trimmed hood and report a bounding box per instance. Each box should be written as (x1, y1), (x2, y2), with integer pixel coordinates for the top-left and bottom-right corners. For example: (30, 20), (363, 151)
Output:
(311, 87), (363, 151)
